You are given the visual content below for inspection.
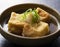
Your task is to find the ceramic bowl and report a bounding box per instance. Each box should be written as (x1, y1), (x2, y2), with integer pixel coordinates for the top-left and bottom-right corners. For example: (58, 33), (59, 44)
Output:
(0, 3), (60, 46)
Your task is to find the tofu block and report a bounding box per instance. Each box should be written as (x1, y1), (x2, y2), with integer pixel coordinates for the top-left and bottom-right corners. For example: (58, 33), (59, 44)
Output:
(36, 7), (50, 22)
(8, 12), (26, 35)
(23, 21), (49, 37)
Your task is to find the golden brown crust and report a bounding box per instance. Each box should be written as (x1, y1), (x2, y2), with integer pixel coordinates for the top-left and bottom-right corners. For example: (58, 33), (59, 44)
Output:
(36, 7), (50, 22)
(8, 12), (26, 35)
(23, 21), (49, 37)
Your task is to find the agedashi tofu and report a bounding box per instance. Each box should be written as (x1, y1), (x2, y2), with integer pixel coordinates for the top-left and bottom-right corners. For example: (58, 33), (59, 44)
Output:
(8, 7), (50, 37)
(23, 21), (49, 37)
(8, 12), (26, 35)
(36, 7), (50, 22)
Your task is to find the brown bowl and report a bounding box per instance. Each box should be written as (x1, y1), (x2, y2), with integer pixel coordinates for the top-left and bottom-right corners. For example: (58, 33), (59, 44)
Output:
(0, 3), (60, 46)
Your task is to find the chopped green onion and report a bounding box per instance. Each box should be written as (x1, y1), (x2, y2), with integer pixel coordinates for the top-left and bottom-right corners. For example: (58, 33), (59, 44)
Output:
(24, 8), (32, 19)
(19, 8), (40, 23)
(32, 10), (39, 23)
(26, 8), (32, 12)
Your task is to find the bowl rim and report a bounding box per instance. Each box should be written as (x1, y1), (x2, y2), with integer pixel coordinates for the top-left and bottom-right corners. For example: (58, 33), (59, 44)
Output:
(0, 3), (60, 39)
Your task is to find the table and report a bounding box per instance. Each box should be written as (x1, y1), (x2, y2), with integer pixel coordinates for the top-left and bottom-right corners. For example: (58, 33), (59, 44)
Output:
(0, 0), (60, 47)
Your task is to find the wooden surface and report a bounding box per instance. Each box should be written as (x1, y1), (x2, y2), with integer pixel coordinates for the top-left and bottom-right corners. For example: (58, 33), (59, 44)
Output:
(0, 0), (60, 47)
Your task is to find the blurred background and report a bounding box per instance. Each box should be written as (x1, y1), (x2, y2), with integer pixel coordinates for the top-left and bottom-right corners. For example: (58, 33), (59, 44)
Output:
(0, 0), (60, 47)
(0, 0), (60, 14)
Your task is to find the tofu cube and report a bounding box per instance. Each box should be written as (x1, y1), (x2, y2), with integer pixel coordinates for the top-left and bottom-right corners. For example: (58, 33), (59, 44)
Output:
(23, 21), (49, 37)
(36, 7), (50, 22)
(8, 12), (26, 35)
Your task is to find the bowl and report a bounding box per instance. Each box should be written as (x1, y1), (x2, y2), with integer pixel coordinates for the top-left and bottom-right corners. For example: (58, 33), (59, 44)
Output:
(0, 3), (60, 46)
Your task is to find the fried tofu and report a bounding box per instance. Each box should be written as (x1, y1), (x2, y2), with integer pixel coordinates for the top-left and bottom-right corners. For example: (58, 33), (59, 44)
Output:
(8, 7), (50, 37)
(36, 7), (50, 22)
(8, 12), (26, 35)
(23, 21), (49, 37)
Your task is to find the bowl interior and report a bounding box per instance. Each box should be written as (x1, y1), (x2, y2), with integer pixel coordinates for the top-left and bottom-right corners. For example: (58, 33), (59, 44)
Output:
(0, 4), (60, 38)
